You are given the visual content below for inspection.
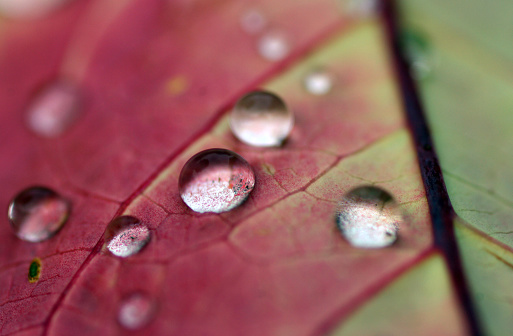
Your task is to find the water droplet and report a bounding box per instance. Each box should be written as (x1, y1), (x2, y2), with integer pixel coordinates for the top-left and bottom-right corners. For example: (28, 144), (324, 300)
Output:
(230, 90), (293, 147)
(26, 80), (81, 138)
(303, 68), (334, 95)
(118, 292), (156, 330)
(336, 186), (401, 248)
(339, 0), (379, 18)
(104, 216), (151, 258)
(179, 149), (255, 213)
(28, 258), (41, 283)
(257, 30), (290, 61)
(240, 9), (267, 34)
(400, 28), (434, 80)
(8, 186), (70, 243)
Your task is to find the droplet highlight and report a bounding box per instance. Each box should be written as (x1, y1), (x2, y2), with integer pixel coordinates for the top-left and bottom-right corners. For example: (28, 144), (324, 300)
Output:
(26, 80), (81, 138)
(230, 90), (293, 147)
(303, 68), (334, 95)
(8, 186), (70, 243)
(240, 9), (267, 34)
(400, 28), (434, 80)
(28, 258), (42, 283)
(336, 186), (401, 248)
(104, 216), (151, 258)
(118, 292), (156, 330)
(257, 30), (290, 61)
(179, 149), (255, 213)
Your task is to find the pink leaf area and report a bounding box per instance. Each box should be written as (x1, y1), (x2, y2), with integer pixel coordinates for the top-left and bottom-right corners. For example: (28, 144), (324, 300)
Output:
(0, 0), (469, 335)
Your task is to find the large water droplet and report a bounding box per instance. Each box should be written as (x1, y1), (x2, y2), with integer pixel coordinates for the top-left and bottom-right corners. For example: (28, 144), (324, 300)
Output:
(257, 30), (290, 61)
(8, 186), (70, 243)
(230, 91), (293, 147)
(26, 80), (81, 138)
(104, 216), (151, 258)
(303, 68), (334, 95)
(240, 9), (267, 35)
(336, 186), (401, 248)
(179, 149), (255, 213)
(118, 292), (156, 330)
(400, 28), (434, 80)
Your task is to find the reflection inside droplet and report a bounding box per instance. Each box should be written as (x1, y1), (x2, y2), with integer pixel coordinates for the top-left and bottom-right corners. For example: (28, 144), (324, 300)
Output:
(179, 149), (255, 213)
(104, 216), (151, 257)
(257, 30), (290, 61)
(337, 186), (401, 248)
(303, 68), (334, 95)
(240, 8), (267, 34)
(26, 80), (81, 138)
(118, 292), (156, 330)
(230, 90), (293, 147)
(8, 186), (70, 243)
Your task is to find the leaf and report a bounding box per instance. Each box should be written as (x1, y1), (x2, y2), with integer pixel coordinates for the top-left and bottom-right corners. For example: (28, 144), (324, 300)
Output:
(398, 0), (513, 335)
(0, 0), (469, 335)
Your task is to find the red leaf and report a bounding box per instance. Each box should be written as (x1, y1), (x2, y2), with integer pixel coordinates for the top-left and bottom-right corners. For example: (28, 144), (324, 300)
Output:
(0, 0), (469, 335)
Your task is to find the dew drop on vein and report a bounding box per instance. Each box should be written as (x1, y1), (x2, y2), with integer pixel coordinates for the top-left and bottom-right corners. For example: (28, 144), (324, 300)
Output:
(8, 186), (71, 242)
(104, 216), (151, 257)
(179, 149), (255, 213)
(336, 186), (402, 248)
(118, 292), (156, 330)
(230, 90), (293, 147)
(303, 68), (334, 95)
(25, 80), (81, 138)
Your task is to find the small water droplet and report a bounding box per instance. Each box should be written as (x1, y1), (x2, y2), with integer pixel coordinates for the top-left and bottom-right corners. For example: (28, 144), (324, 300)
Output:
(26, 80), (81, 138)
(400, 28), (434, 80)
(257, 30), (290, 61)
(118, 292), (156, 330)
(240, 9), (267, 34)
(336, 186), (401, 248)
(179, 149), (255, 213)
(104, 216), (151, 257)
(230, 90), (293, 147)
(28, 258), (42, 283)
(8, 186), (70, 243)
(303, 68), (334, 95)
(339, 0), (379, 18)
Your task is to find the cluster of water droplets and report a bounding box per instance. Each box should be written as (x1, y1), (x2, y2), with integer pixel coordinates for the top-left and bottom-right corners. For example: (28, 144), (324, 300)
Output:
(3, 2), (414, 331)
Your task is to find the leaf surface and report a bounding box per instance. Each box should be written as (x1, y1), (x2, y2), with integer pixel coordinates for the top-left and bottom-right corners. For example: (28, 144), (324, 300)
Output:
(0, 0), (471, 335)
(398, 0), (513, 334)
